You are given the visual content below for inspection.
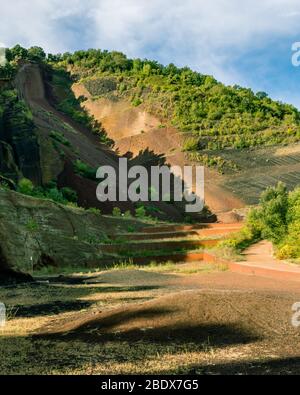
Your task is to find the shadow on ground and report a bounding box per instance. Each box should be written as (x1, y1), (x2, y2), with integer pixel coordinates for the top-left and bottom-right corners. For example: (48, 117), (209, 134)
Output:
(12, 300), (94, 318)
(183, 356), (300, 375)
(3, 279), (163, 319)
(35, 304), (260, 347)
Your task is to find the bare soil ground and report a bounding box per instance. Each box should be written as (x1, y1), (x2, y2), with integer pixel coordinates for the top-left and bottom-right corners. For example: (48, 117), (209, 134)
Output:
(1, 263), (300, 375)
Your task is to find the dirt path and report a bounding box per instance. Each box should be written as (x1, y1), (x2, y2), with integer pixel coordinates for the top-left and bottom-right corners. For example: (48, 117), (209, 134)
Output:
(242, 241), (300, 274)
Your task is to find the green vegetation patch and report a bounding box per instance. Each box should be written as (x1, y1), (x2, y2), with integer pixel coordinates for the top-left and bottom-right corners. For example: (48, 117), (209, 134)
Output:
(220, 182), (300, 261)
(49, 131), (71, 147)
(17, 178), (78, 206)
(73, 159), (97, 180)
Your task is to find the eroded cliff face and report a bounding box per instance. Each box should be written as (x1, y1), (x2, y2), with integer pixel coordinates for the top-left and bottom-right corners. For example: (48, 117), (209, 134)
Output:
(0, 140), (20, 184)
(0, 190), (141, 277)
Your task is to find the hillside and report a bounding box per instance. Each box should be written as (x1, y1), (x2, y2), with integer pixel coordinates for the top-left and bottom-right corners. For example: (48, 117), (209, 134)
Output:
(51, 49), (300, 214)
(2, 45), (300, 220)
(63, 50), (300, 150)
(1, 49), (206, 225)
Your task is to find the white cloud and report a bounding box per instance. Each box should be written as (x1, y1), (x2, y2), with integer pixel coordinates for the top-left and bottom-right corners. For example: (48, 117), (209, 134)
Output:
(1, 0), (300, 86)
(88, 0), (300, 84)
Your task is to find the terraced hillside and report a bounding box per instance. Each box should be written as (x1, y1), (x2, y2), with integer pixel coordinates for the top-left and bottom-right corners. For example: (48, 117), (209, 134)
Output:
(99, 222), (242, 267)
(220, 144), (300, 204)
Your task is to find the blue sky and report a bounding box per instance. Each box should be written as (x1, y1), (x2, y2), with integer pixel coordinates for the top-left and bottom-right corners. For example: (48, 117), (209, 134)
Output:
(1, 0), (300, 107)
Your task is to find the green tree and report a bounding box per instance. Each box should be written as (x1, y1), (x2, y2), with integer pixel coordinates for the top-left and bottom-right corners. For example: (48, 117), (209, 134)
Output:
(27, 46), (46, 62)
(259, 182), (289, 243)
(7, 45), (28, 61)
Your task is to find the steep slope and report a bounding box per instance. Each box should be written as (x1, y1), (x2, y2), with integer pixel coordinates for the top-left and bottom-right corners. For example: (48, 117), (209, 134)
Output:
(72, 82), (245, 218)
(0, 62), (202, 222)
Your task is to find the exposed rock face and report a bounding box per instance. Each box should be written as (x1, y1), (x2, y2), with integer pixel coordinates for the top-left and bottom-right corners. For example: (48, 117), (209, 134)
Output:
(0, 140), (20, 183)
(0, 190), (133, 275)
(0, 78), (42, 185)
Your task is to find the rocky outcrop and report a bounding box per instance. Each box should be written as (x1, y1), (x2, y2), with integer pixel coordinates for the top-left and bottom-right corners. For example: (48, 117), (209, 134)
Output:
(0, 79), (42, 185)
(0, 140), (20, 184)
(0, 190), (138, 276)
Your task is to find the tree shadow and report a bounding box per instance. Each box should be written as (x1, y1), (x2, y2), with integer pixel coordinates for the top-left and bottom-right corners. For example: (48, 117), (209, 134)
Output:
(36, 305), (260, 347)
(13, 300), (93, 318)
(180, 356), (300, 375)
(2, 279), (163, 319)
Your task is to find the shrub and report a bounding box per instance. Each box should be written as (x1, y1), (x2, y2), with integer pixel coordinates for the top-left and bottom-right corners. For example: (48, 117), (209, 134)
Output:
(45, 188), (66, 204)
(50, 131), (71, 147)
(18, 178), (34, 195)
(87, 207), (102, 216)
(112, 207), (122, 217)
(132, 98), (142, 107)
(219, 226), (257, 252)
(17, 179), (79, 206)
(0, 181), (10, 191)
(61, 187), (78, 203)
(277, 244), (299, 260)
(135, 205), (147, 218)
(221, 183), (300, 261)
(182, 137), (199, 152)
(127, 225), (136, 233)
(187, 153), (239, 173)
(74, 160), (96, 180)
(259, 182), (288, 243)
